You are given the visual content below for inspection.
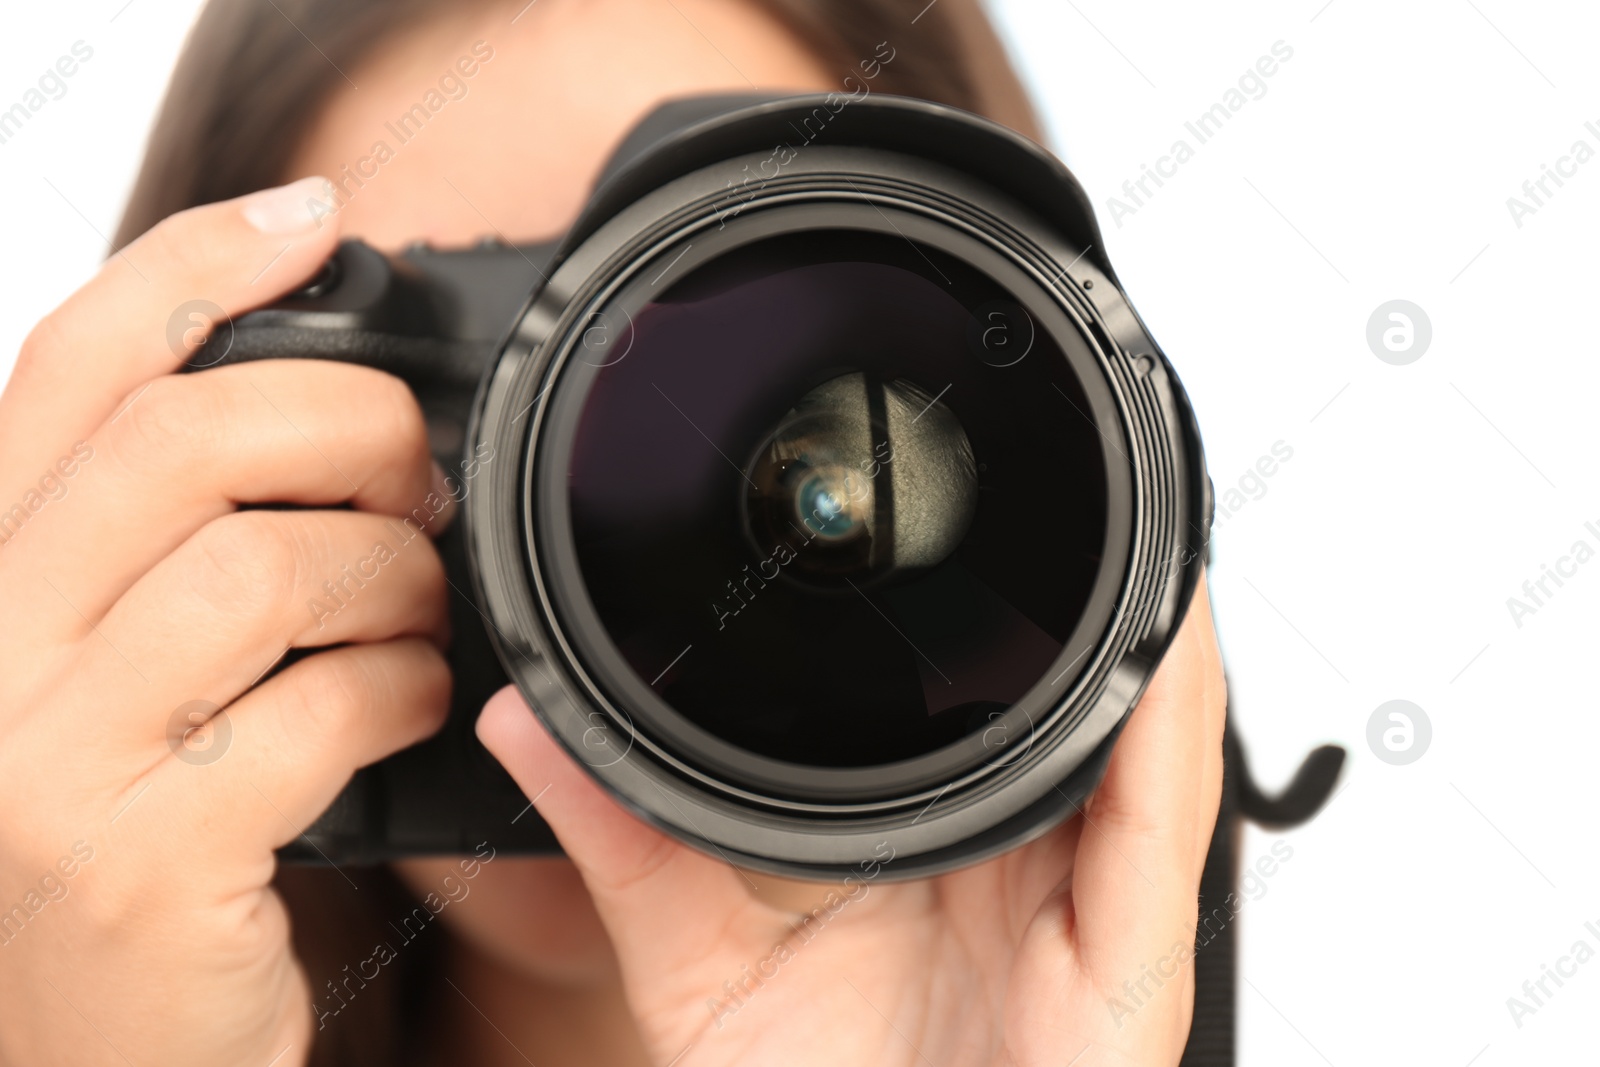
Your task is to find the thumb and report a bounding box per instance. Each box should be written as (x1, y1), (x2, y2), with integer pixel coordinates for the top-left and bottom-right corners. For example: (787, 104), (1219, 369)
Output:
(476, 686), (762, 980)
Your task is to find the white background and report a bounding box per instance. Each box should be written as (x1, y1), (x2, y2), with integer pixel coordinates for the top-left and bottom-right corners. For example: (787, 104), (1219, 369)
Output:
(3, 1), (1597, 1063)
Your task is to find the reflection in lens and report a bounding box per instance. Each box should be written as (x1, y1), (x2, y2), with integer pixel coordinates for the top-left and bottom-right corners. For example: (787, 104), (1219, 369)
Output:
(797, 469), (863, 541)
(744, 372), (976, 588)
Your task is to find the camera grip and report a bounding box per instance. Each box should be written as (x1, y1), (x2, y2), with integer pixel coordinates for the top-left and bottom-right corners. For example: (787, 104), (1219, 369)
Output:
(198, 238), (564, 863)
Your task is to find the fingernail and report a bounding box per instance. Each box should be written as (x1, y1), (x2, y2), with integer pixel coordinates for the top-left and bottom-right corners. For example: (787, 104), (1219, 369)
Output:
(242, 176), (334, 234)
(428, 460), (460, 535)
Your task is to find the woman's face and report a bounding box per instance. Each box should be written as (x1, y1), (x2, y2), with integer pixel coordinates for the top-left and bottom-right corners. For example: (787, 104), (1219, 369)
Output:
(283, 0), (836, 986)
(286, 0), (837, 249)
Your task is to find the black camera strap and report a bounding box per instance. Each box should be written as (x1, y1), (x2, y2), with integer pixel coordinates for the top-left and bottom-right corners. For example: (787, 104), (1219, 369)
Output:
(1181, 726), (1345, 1066)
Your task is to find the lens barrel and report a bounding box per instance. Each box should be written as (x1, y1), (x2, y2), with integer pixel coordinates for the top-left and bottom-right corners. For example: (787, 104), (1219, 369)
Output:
(465, 96), (1210, 880)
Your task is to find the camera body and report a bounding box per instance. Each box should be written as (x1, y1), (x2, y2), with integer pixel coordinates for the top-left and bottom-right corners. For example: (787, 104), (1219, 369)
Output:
(221, 93), (1212, 879)
(222, 234), (563, 861)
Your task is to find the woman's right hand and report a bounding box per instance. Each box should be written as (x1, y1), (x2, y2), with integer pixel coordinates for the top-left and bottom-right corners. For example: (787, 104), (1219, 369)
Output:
(0, 179), (453, 1066)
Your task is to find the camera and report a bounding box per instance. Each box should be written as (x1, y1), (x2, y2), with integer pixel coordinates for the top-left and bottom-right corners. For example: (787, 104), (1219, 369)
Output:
(216, 93), (1212, 881)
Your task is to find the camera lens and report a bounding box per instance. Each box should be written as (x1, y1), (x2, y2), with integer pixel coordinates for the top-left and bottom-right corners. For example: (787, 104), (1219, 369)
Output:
(468, 101), (1206, 878)
(544, 228), (1112, 783)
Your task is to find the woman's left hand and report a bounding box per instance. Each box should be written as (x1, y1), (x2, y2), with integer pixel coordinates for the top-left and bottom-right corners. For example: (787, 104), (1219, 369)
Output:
(478, 574), (1226, 1067)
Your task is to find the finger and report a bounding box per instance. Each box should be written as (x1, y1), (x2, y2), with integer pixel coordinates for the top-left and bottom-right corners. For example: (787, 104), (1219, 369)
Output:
(0, 176), (338, 496)
(135, 638), (450, 859)
(475, 687), (762, 981)
(1187, 576), (1227, 863)
(5, 359), (451, 632)
(73, 508), (448, 740)
(1070, 573), (1226, 969)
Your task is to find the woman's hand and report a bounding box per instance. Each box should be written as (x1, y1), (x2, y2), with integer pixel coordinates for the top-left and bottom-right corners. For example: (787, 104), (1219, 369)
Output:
(0, 180), (454, 1067)
(479, 576), (1226, 1067)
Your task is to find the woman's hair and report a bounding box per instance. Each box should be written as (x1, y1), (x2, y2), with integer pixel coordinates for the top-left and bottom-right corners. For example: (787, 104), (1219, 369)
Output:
(115, 1), (1040, 1062)
(113, 0), (1040, 248)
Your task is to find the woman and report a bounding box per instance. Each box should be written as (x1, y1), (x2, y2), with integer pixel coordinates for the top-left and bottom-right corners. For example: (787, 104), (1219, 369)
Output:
(0, 0), (1226, 1063)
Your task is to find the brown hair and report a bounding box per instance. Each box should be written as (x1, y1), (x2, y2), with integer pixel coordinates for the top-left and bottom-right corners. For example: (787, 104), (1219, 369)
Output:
(113, 0), (1040, 249)
(115, 1), (1040, 1062)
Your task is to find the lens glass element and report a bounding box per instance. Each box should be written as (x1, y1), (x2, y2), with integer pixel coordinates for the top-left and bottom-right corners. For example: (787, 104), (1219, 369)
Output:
(559, 229), (1110, 771)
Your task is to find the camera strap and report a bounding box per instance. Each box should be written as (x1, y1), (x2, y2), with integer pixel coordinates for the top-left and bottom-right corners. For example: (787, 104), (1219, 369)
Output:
(1180, 725), (1345, 1066)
